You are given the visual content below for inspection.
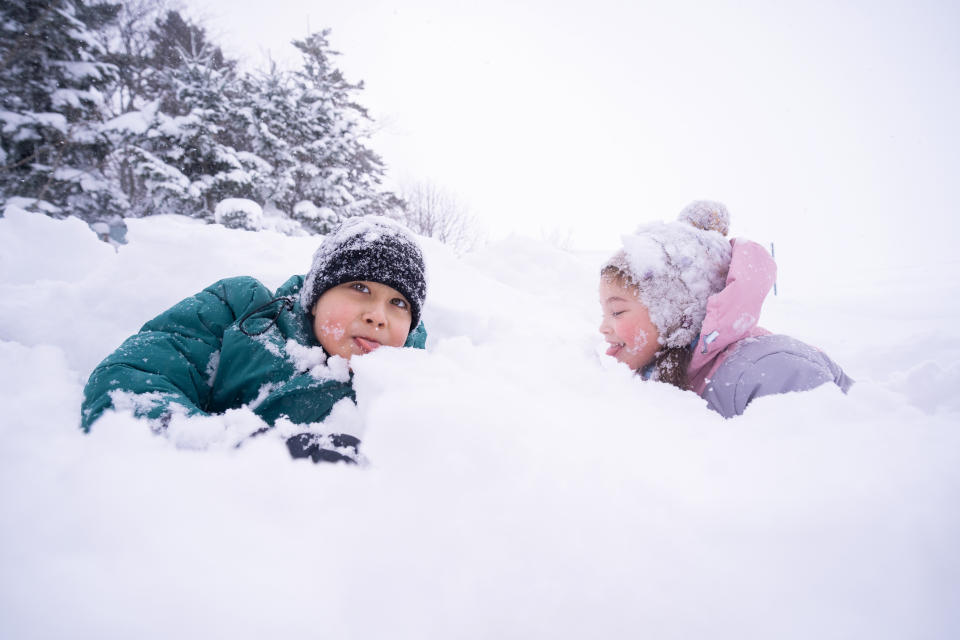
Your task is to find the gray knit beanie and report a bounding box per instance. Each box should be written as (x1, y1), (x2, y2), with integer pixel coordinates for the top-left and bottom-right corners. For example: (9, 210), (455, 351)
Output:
(301, 216), (427, 330)
(603, 201), (733, 349)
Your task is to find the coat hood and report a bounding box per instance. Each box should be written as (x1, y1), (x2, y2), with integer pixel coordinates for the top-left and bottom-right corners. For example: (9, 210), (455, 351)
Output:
(686, 239), (777, 393)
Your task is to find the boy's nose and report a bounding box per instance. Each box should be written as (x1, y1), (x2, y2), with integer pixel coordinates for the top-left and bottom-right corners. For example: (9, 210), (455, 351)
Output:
(363, 306), (386, 327)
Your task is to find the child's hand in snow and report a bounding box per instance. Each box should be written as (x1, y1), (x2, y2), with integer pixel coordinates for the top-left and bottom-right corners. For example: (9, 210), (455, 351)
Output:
(286, 432), (362, 465)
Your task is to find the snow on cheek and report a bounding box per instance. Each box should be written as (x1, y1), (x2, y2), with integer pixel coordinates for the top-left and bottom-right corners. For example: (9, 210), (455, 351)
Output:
(624, 328), (649, 354)
(318, 321), (345, 340)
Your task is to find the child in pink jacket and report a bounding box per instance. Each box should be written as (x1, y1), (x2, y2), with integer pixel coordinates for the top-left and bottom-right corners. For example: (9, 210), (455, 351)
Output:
(598, 201), (852, 417)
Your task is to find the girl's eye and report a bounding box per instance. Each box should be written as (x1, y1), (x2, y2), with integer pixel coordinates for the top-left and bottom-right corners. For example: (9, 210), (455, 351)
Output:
(611, 310), (625, 317)
(391, 298), (409, 310)
(350, 282), (370, 294)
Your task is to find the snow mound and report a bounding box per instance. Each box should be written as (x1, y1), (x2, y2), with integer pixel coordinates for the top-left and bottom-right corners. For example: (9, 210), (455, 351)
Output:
(214, 198), (264, 230)
(1, 213), (958, 639)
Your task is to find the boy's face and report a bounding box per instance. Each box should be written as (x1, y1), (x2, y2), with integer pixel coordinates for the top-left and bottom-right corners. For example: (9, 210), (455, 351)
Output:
(311, 281), (412, 360)
(598, 277), (660, 371)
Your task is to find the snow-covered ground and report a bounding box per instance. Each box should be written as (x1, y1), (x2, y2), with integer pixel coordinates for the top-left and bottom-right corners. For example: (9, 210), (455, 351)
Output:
(1, 208), (958, 639)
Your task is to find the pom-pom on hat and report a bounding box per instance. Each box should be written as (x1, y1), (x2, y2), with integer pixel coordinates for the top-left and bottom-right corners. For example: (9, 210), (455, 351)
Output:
(301, 216), (427, 331)
(677, 200), (730, 236)
(603, 201), (733, 349)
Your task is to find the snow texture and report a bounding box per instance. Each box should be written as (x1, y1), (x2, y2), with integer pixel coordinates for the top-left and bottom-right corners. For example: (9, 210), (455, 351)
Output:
(1, 210), (959, 639)
(284, 339), (350, 382)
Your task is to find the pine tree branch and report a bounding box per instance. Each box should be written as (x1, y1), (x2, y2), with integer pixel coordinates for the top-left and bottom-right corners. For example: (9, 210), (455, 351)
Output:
(0, 149), (40, 171)
(0, 6), (58, 72)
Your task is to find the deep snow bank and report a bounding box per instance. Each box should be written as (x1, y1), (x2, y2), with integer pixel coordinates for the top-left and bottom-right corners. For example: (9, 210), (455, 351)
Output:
(1, 210), (958, 639)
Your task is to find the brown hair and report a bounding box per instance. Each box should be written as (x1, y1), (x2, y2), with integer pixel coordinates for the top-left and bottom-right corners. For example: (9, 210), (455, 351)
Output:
(600, 265), (691, 390)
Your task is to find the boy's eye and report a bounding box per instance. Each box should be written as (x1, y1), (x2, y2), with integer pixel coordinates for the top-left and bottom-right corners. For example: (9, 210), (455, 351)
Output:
(350, 282), (370, 294)
(391, 298), (409, 310)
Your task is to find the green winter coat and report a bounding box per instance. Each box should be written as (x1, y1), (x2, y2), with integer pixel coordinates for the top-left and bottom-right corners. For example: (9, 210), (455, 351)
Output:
(80, 275), (427, 432)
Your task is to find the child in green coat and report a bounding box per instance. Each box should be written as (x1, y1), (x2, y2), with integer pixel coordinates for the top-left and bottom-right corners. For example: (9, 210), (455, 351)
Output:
(81, 216), (428, 464)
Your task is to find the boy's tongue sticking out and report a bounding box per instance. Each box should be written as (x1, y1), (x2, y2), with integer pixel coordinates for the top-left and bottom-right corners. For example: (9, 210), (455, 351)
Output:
(354, 335), (381, 354)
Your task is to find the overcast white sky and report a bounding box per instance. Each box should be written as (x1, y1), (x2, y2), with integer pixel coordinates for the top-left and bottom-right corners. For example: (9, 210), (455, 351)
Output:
(190, 0), (959, 274)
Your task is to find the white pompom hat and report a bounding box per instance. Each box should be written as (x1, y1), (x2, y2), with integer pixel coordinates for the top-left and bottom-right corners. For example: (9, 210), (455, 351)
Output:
(603, 201), (733, 349)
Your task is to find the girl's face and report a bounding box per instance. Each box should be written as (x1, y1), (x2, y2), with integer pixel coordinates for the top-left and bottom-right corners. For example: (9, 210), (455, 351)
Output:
(312, 280), (412, 360)
(598, 276), (660, 371)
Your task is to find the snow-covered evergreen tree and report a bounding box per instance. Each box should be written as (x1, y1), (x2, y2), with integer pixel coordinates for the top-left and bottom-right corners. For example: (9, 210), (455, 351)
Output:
(96, 0), (168, 116)
(3, 6), (400, 234)
(234, 31), (400, 234)
(95, 0), (165, 206)
(98, 8), (259, 219)
(0, 0), (121, 220)
(107, 11), (268, 220)
(236, 63), (298, 213)
(281, 30), (399, 234)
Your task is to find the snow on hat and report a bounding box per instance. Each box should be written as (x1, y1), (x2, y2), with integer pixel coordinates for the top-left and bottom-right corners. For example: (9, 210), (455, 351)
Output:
(301, 216), (427, 331)
(603, 201), (732, 349)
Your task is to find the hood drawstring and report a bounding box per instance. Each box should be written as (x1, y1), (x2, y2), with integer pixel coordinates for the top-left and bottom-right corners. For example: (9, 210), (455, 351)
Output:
(701, 330), (720, 354)
(238, 296), (296, 337)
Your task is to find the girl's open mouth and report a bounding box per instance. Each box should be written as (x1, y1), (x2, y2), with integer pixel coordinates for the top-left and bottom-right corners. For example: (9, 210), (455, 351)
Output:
(605, 343), (623, 357)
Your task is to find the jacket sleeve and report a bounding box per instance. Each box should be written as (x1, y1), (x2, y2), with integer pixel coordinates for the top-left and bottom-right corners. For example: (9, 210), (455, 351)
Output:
(701, 334), (854, 418)
(252, 373), (356, 426)
(80, 277), (270, 431)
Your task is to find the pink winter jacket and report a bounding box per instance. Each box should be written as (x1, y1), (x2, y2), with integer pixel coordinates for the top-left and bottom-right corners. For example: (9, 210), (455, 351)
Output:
(685, 239), (852, 418)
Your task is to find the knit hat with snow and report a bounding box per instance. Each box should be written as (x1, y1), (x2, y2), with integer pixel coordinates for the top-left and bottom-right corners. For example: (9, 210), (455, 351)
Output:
(301, 216), (427, 331)
(603, 200), (733, 349)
